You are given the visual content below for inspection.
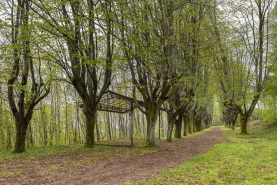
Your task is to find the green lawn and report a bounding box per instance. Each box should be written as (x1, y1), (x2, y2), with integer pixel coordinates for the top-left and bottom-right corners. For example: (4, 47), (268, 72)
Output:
(137, 123), (277, 185)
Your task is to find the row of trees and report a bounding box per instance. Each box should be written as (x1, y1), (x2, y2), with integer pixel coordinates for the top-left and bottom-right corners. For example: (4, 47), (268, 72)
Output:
(0, 0), (276, 153)
(215, 0), (277, 131)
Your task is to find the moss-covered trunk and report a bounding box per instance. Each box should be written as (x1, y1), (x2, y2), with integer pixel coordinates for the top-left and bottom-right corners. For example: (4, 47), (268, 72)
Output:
(231, 120), (236, 130)
(183, 114), (189, 136)
(145, 105), (158, 146)
(13, 112), (33, 153)
(83, 102), (97, 148)
(146, 116), (156, 146)
(232, 113), (238, 130)
(14, 122), (28, 153)
(191, 112), (196, 133)
(188, 118), (192, 134)
(174, 113), (183, 138)
(240, 115), (248, 134)
(85, 114), (96, 147)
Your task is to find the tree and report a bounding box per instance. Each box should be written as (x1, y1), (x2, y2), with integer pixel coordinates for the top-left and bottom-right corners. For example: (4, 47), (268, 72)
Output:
(1, 0), (50, 152)
(117, 0), (186, 146)
(214, 0), (274, 134)
(30, 0), (115, 147)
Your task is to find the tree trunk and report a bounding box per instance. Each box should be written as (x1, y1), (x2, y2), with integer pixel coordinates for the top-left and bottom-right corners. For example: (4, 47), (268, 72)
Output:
(95, 113), (100, 142)
(0, 84), (3, 147)
(27, 122), (33, 146)
(174, 114), (182, 138)
(188, 117), (192, 134)
(125, 114), (128, 138)
(129, 109), (134, 146)
(231, 112), (238, 130)
(240, 115), (248, 134)
(201, 119), (205, 131)
(158, 111), (161, 139)
(161, 112), (165, 138)
(84, 110), (97, 147)
(64, 86), (68, 145)
(142, 112), (145, 137)
(146, 107), (158, 146)
(195, 118), (201, 132)
(56, 84), (61, 145)
(183, 114), (189, 136)
(113, 114), (117, 139)
(6, 126), (12, 150)
(41, 107), (48, 146)
(118, 116), (122, 139)
(166, 112), (174, 142)
(95, 122), (100, 142)
(190, 111), (196, 133)
(14, 122), (28, 153)
(107, 112), (111, 140)
(136, 111), (141, 138)
(146, 118), (156, 146)
(231, 122), (235, 130)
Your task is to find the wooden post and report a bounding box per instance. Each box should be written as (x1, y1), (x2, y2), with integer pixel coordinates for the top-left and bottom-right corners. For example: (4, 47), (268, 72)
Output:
(129, 105), (134, 146)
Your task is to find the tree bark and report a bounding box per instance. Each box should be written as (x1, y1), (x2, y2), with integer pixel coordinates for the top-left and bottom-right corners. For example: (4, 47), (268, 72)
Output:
(174, 113), (183, 138)
(129, 109), (134, 146)
(240, 115), (248, 134)
(188, 117), (192, 134)
(166, 111), (175, 142)
(190, 111), (196, 133)
(107, 112), (111, 140)
(83, 103), (97, 147)
(14, 119), (29, 153)
(14, 131), (27, 153)
(183, 114), (189, 136)
(146, 106), (158, 146)
(95, 113), (100, 142)
(231, 113), (238, 130)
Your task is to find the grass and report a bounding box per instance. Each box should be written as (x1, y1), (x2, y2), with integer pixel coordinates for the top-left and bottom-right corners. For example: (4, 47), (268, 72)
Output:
(0, 143), (159, 163)
(0, 144), (99, 161)
(0, 127), (215, 162)
(0, 127), (214, 180)
(0, 143), (159, 178)
(137, 123), (277, 185)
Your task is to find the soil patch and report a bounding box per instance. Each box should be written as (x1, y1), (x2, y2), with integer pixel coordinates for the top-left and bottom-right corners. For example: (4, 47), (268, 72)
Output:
(0, 127), (223, 185)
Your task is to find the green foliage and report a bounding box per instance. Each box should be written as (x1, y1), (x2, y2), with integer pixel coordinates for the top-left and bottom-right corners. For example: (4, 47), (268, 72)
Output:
(138, 125), (277, 185)
(260, 98), (277, 125)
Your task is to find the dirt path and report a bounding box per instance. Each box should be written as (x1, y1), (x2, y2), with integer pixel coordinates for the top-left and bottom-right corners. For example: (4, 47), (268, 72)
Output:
(0, 127), (223, 185)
